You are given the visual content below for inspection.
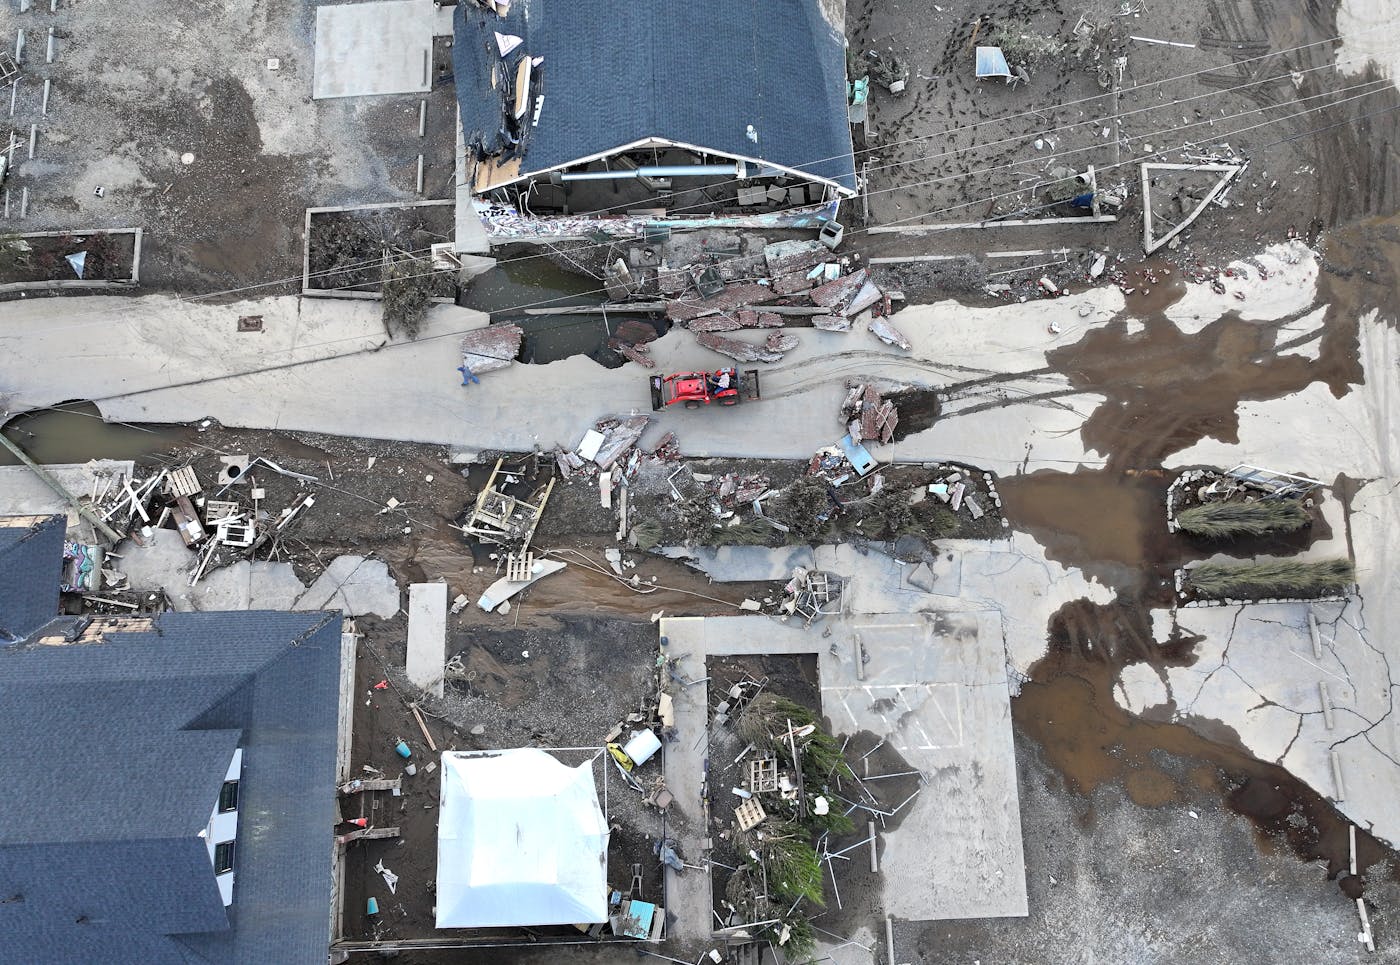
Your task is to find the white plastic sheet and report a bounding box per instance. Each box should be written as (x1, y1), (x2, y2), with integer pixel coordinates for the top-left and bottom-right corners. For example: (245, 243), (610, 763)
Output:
(436, 749), (608, 928)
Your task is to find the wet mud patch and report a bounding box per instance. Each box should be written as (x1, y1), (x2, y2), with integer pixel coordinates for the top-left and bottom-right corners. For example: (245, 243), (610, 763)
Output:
(120, 74), (313, 291)
(999, 467), (1338, 595)
(1317, 212), (1400, 327)
(997, 468), (1169, 590)
(1046, 308), (1361, 469)
(1017, 601), (1395, 880)
(1, 401), (191, 465)
(887, 387), (941, 441)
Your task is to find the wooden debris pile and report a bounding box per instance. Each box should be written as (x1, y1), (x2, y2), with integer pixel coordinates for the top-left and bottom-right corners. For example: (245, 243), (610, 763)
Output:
(90, 457), (322, 590)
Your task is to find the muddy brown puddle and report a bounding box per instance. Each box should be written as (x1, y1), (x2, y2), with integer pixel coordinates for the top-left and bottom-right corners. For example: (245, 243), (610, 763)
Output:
(1019, 603), (1391, 886)
(998, 229), (1397, 882)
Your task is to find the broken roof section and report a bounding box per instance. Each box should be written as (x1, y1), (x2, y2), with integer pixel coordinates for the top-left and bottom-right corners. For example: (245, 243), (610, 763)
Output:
(452, 0), (857, 194)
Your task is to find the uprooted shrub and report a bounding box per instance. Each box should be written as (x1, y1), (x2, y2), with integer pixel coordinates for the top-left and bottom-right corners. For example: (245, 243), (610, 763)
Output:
(381, 256), (438, 340)
(1185, 558), (1354, 600)
(859, 487), (916, 540)
(779, 477), (839, 544)
(1175, 500), (1310, 539)
(735, 695), (855, 790)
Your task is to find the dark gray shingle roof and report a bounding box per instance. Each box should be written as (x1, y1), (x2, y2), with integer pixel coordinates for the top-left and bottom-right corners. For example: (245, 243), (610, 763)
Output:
(0, 610), (343, 965)
(0, 515), (65, 642)
(454, 0), (857, 190)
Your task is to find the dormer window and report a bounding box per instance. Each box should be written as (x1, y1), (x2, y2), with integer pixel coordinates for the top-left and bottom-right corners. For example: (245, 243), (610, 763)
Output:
(213, 841), (235, 875)
(218, 780), (239, 813)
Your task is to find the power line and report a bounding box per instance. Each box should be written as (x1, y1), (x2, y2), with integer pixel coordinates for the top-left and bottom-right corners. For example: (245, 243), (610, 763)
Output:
(0, 36), (1361, 336)
(59, 80), (1390, 415)
(7, 64), (1386, 351)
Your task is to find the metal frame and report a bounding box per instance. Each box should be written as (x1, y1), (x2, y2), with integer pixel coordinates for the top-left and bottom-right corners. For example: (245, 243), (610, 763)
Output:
(1223, 464), (1322, 499)
(1140, 162), (1244, 255)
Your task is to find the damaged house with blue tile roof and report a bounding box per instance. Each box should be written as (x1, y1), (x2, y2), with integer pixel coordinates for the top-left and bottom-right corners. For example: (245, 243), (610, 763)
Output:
(454, 0), (858, 239)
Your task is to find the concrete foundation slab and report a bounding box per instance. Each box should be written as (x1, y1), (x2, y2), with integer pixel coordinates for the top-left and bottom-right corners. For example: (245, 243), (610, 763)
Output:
(0, 460), (134, 535)
(659, 607), (1028, 949)
(313, 0), (435, 99)
(114, 533), (400, 617)
(295, 556), (401, 619)
(194, 560), (308, 612)
(406, 581), (448, 698)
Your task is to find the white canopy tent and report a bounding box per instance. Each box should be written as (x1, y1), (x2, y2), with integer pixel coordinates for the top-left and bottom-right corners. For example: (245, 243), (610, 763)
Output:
(435, 748), (609, 928)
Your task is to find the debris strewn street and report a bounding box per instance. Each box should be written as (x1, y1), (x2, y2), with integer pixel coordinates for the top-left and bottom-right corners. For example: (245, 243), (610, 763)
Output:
(2, 0), (1400, 963)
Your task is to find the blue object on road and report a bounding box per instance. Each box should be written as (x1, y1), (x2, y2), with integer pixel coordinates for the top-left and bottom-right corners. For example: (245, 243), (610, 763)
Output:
(456, 365), (480, 386)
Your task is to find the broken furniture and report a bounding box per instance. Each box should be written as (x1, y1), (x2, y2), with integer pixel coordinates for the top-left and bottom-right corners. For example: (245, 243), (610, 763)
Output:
(782, 568), (842, 626)
(462, 456), (556, 549)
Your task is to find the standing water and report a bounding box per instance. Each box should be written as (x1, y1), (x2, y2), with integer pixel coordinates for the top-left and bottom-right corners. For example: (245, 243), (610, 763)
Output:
(458, 254), (667, 364)
(0, 402), (189, 466)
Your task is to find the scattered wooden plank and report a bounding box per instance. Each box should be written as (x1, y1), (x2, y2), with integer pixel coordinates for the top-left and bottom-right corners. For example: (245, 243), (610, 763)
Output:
(411, 704), (438, 753)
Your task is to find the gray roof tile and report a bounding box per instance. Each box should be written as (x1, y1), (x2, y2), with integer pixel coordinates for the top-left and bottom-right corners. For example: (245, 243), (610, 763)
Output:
(0, 609), (343, 965)
(454, 0), (857, 190)
(0, 515), (66, 642)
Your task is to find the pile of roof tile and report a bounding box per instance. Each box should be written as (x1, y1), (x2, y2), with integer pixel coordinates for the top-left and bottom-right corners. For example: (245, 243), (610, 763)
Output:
(653, 238), (909, 360)
(840, 384), (898, 445)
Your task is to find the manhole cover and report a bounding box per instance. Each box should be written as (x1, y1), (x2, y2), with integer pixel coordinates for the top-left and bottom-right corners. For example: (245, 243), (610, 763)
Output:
(237, 315), (264, 332)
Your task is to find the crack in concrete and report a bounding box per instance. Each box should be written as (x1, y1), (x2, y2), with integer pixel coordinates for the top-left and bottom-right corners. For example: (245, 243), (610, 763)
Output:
(1278, 714), (1304, 765)
(1327, 590), (1398, 766)
(1180, 605), (1244, 716)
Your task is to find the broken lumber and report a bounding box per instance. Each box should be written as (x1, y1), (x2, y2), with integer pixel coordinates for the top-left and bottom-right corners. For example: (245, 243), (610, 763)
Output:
(336, 826), (401, 845)
(411, 704), (438, 752)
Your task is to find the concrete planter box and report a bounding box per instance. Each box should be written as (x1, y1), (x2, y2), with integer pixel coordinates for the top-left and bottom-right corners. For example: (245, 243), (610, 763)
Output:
(0, 227), (142, 294)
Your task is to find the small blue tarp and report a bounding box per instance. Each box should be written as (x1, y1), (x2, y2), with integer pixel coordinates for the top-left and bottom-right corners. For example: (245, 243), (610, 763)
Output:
(975, 46), (1012, 79)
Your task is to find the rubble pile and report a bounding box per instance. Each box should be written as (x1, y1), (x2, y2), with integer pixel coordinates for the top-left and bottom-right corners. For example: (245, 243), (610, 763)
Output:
(923, 463), (1005, 526)
(607, 318), (660, 369)
(460, 323), (524, 380)
(647, 239), (907, 361)
(840, 383), (899, 446)
(90, 456), (322, 592)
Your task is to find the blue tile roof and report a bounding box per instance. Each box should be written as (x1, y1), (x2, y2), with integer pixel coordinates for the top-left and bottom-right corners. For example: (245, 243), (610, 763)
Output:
(453, 0), (858, 191)
(0, 515), (66, 642)
(0, 610), (343, 965)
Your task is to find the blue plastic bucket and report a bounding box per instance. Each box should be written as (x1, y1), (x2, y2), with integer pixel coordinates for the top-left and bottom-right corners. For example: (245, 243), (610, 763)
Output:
(367, 897), (379, 915)
(395, 741), (411, 759)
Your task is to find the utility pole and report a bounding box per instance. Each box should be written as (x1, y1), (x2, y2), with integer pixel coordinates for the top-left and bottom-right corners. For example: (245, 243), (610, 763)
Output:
(0, 432), (124, 543)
